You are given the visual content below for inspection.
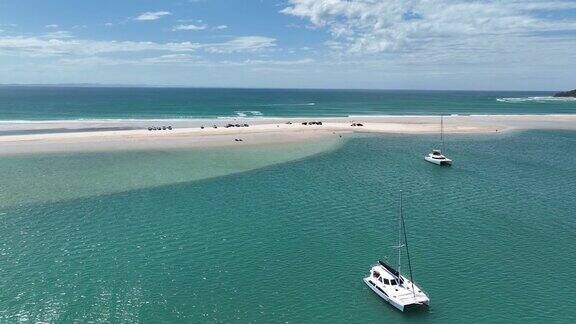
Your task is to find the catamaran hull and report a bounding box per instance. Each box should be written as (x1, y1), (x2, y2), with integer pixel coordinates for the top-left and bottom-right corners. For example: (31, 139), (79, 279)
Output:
(424, 156), (452, 166)
(363, 278), (429, 312)
(364, 278), (404, 311)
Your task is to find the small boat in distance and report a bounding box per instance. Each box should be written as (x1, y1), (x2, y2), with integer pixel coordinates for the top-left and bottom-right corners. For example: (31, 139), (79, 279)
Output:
(425, 149), (452, 166)
(425, 115), (452, 166)
(363, 192), (430, 312)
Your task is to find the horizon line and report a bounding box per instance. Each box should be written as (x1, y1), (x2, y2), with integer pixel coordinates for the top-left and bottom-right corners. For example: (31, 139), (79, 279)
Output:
(0, 83), (563, 93)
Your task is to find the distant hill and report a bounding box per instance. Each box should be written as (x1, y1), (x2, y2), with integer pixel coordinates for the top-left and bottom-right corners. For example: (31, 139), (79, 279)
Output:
(554, 89), (576, 97)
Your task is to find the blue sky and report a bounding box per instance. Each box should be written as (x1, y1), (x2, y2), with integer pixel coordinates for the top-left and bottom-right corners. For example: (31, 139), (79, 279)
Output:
(1, 0), (575, 90)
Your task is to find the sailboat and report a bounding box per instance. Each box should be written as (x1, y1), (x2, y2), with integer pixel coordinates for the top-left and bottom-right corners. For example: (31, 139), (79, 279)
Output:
(363, 192), (430, 312)
(424, 115), (452, 166)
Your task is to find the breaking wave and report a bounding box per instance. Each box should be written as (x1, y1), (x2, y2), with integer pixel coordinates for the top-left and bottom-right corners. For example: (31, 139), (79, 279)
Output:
(497, 96), (576, 103)
(234, 110), (264, 117)
(268, 102), (315, 106)
(241, 103), (315, 107)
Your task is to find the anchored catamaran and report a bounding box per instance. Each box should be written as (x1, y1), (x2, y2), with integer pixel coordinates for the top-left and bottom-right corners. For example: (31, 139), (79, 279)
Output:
(425, 115), (452, 166)
(363, 192), (430, 312)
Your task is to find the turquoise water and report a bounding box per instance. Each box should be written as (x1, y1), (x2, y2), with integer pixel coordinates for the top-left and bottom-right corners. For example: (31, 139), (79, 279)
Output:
(1, 130), (575, 322)
(0, 139), (342, 208)
(1, 87), (576, 120)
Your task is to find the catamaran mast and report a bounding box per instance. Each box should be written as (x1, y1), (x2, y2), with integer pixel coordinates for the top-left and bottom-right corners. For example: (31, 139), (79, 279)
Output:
(397, 191), (403, 279)
(399, 192), (416, 297)
(440, 115), (444, 153)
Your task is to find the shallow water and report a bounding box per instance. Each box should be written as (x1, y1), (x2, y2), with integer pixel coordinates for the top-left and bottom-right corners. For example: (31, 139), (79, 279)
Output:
(0, 138), (342, 208)
(0, 130), (575, 322)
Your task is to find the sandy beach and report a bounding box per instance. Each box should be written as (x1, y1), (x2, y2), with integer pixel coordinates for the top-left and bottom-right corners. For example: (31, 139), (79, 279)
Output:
(1, 114), (575, 155)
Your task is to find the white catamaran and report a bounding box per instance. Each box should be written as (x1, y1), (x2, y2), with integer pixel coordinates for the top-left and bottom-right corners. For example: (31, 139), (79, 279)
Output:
(425, 115), (452, 166)
(363, 192), (430, 312)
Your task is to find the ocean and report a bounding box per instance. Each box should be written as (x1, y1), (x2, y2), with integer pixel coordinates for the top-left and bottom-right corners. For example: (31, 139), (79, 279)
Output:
(1, 129), (575, 322)
(1, 87), (576, 322)
(0, 86), (576, 120)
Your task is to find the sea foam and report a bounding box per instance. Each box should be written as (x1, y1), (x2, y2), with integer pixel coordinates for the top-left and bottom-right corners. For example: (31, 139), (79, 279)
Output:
(496, 96), (576, 103)
(234, 111), (264, 117)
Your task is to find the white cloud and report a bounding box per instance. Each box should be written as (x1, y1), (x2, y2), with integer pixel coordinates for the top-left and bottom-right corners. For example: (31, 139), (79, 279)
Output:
(0, 36), (192, 56)
(173, 24), (207, 31)
(134, 11), (172, 21)
(45, 24), (59, 29)
(43, 31), (73, 39)
(204, 36), (276, 53)
(144, 54), (198, 63)
(0, 35), (276, 57)
(104, 23), (114, 27)
(220, 58), (314, 66)
(282, 0), (576, 54)
(69, 54), (202, 65)
(215, 25), (228, 30)
(56, 56), (313, 68)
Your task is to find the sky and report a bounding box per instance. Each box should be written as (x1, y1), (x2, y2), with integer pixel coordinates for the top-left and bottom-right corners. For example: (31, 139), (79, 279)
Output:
(0, 0), (575, 90)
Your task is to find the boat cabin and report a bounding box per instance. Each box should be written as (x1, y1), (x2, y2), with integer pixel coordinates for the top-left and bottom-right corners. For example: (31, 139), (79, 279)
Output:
(428, 149), (447, 159)
(371, 266), (404, 286)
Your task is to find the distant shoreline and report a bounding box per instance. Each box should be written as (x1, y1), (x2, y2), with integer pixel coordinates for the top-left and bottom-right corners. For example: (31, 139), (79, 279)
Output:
(0, 114), (575, 156)
(0, 84), (560, 93)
